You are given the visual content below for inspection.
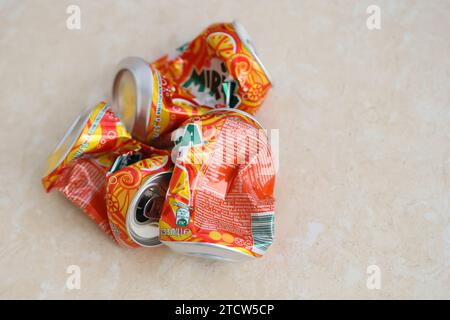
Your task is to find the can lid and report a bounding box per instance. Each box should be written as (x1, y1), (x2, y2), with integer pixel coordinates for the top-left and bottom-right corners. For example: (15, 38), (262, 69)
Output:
(232, 20), (274, 87)
(112, 57), (153, 142)
(43, 105), (93, 178)
(162, 241), (256, 262)
(126, 171), (172, 247)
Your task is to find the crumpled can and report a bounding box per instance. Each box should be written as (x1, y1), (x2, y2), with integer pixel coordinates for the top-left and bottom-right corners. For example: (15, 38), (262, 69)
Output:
(159, 108), (276, 261)
(151, 21), (273, 114)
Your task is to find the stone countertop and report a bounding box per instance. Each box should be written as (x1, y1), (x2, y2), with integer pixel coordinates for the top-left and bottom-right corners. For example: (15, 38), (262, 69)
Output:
(0, 0), (448, 299)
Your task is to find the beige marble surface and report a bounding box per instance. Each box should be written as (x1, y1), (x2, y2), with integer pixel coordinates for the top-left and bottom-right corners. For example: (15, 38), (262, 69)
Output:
(0, 0), (449, 299)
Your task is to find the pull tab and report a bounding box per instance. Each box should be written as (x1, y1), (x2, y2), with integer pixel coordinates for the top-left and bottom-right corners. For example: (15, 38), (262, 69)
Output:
(136, 186), (164, 223)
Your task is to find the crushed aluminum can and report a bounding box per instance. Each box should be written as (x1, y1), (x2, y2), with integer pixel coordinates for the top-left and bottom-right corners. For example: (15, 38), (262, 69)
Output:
(159, 108), (276, 261)
(42, 101), (153, 239)
(106, 150), (173, 248)
(151, 21), (273, 114)
(112, 57), (211, 145)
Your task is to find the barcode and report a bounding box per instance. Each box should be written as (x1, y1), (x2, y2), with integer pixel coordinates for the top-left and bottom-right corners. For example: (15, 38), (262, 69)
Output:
(251, 212), (275, 255)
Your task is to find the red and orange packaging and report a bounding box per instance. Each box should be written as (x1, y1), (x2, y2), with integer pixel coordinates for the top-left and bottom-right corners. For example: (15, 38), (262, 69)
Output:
(152, 21), (273, 114)
(112, 21), (273, 146)
(159, 108), (276, 261)
(112, 58), (212, 145)
(42, 102), (173, 245)
(43, 102), (131, 238)
(43, 21), (276, 261)
(106, 150), (172, 248)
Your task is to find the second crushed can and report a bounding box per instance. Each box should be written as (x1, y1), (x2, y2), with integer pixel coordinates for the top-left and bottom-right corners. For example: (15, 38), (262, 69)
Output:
(159, 108), (276, 261)
(152, 21), (273, 114)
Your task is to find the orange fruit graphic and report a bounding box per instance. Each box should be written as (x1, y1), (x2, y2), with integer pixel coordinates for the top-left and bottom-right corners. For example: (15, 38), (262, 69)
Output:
(206, 32), (237, 59)
(209, 231), (222, 241)
(222, 233), (234, 244)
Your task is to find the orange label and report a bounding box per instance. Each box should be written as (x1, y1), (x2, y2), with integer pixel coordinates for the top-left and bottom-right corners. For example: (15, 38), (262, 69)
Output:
(106, 149), (173, 248)
(160, 110), (276, 257)
(151, 22), (272, 115)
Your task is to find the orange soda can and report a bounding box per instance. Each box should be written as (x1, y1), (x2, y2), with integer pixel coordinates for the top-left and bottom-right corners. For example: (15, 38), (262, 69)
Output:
(151, 21), (273, 115)
(42, 102), (140, 238)
(112, 57), (211, 145)
(106, 148), (173, 248)
(159, 108), (276, 261)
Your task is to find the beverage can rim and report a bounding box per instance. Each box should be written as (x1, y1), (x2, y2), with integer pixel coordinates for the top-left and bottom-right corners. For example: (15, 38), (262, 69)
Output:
(232, 20), (274, 87)
(42, 104), (96, 178)
(161, 240), (256, 262)
(112, 57), (153, 142)
(126, 170), (172, 247)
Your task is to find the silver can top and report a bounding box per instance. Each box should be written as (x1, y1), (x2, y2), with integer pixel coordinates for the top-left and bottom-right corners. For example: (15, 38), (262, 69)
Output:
(43, 104), (95, 178)
(126, 171), (172, 247)
(112, 57), (153, 142)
